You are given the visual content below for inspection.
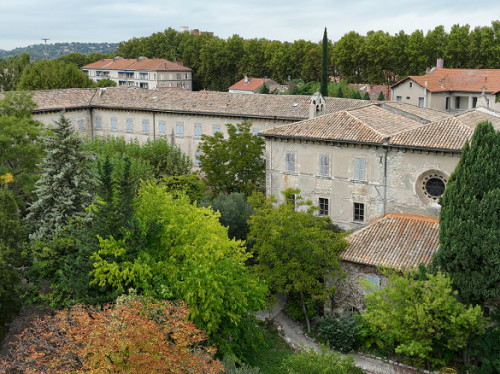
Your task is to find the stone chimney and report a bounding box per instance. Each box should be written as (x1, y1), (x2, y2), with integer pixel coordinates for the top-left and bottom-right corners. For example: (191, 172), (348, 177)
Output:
(436, 58), (444, 69)
(244, 76), (249, 84)
(477, 87), (489, 108)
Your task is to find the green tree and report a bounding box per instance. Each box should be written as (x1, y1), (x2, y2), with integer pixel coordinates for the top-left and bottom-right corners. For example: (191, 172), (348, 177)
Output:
(162, 173), (206, 203)
(259, 81), (270, 94)
(0, 92), (43, 209)
(90, 182), (268, 357)
(17, 59), (95, 90)
(363, 270), (486, 369)
(320, 28), (329, 97)
(200, 192), (254, 241)
(433, 121), (500, 305)
(0, 53), (31, 91)
(26, 114), (95, 240)
(96, 78), (117, 87)
(248, 190), (348, 333)
(377, 91), (385, 101)
(198, 121), (265, 197)
(362, 92), (370, 100)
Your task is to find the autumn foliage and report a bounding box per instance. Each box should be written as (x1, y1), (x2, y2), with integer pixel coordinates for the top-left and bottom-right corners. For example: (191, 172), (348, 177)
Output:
(1, 298), (224, 373)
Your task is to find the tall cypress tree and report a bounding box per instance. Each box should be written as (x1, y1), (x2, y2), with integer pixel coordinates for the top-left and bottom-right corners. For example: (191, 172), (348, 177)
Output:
(26, 114), (95, 241)
(433, 121), (500, 305)
(320, 27), (329, 97)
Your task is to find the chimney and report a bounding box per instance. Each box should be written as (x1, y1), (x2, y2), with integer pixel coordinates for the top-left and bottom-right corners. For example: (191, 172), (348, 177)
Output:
(436, 58), (444, 69)
(244, 76), (249, 84)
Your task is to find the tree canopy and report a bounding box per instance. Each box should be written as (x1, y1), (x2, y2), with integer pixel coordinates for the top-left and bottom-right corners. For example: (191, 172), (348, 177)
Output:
(197, 121), (265, 197)
(248, 189), (347, 333)
(433, 121), (500, 305)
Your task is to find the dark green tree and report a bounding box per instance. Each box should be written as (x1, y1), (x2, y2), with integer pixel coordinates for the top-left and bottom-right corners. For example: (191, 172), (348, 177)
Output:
(259, 81), (270, 94)
(377, 91), (385, 101)
(0, 53), (31, 91)
(362, 92), (370, 100)
(197, 121), (265, 197)
(433, 121), (500, 305)
(26, 114), (95, 241)
(0, 92), (44, 210)
(320, 28), (329, 97)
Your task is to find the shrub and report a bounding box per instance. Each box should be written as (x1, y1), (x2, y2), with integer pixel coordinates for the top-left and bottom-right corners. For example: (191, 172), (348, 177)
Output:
(283, 347), (363, 374)
(316, 313), (361, 352)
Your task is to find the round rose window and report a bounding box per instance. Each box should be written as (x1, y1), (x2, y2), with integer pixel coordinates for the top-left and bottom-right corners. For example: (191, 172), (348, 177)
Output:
(422, 174), (447, 199)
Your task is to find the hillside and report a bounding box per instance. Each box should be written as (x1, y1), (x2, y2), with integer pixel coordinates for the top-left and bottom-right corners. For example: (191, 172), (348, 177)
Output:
(0, 42), (118, 60)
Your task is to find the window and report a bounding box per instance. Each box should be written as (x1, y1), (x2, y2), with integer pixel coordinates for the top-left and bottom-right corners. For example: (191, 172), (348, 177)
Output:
(176, 122), (183, 137)
(176, 73), (181, 80)
(195, 124), (202, 138)
(96, 117), (102, 129)
(111, 118), (117, 131)
(406, 96), (410, 100)
(213, 125), (220, 134)
(354, 202), (365, 222)
(287, 193), (296, 209)
(418, 97), (424, 107)
(126, 119), (133, 133)
(142, 119), (149, 133)
(319, 198), (329, 216)
(285, 152), (296, 173)
(473, 97), (478, 108)
(422, 174), (447, 200)
(353, 158), (366, 180)
(396, 96), (402, 102)
(409, 82), (413, 88)
(445, 97), (450, 110)
(365, 274), (380, 291)
(195, 152), (201, 166)
(319, 154), (329, 177)
(185, 73), (188, 79)
(253, 128), (260, 135)
(455, 96), (461, 109)
(159, 121), (166, 135)
(78, 120), (84, 130)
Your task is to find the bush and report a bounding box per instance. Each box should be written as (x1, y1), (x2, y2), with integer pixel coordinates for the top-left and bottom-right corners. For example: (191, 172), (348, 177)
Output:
(222, 356), (261, 374)
(316, 313), (361, 352)
(284, 293), (321, 323)
(282, 347), (363, 374)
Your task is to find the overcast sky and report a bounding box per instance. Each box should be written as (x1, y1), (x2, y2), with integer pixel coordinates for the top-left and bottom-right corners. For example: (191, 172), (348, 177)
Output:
(1, 0), (499, 51)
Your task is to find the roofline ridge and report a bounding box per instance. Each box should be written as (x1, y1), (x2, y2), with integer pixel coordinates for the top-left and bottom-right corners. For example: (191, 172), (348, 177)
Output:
(384, 213), (439, 223)
(348, 105), (396, 138)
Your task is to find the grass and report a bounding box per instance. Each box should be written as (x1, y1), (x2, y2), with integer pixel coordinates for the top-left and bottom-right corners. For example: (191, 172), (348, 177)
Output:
(246, 322), (295, 374)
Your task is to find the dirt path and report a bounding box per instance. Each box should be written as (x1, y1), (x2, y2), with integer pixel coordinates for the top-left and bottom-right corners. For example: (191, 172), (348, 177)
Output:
(255, 294), (430, 374)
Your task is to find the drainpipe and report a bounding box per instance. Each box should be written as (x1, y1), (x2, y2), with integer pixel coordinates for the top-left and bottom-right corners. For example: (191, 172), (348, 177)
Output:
(382, 138), (389, 216)
(153, 112), (156, 141)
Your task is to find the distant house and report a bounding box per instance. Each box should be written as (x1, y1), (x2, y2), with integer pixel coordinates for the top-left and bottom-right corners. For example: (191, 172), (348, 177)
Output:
(228, 76), (284, 94)
(82, 57), (193, 90)
(390, 58), (500, 112)
(350, 83), (389, 101)
(325, 214), (440, 314)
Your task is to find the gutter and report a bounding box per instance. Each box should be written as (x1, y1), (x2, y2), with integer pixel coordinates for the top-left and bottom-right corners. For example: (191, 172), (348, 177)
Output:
(382, 138), (389, 216)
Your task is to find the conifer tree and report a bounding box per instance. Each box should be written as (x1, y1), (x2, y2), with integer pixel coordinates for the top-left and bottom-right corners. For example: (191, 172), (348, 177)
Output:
(26, 114), (95, 241)
(433, 121), (500, 305)
(320, 28), (329, 97)
(362, 92), (370, 100)
(377, 91), (385, 101)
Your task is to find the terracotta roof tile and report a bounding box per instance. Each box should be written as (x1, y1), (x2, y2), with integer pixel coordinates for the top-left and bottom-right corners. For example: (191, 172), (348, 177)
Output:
(229, 77), (275, 92)
(341, 214), (440, 269)
(390, 109), (500, 150)
(82, 58), (191, 71)
(27, 87), (368, 120)
(260, 104), (425, 144)
(394, 69), (500, 94)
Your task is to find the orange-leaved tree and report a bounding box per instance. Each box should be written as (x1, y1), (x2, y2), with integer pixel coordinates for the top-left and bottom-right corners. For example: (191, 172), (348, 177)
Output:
(1, 298), (224, 373)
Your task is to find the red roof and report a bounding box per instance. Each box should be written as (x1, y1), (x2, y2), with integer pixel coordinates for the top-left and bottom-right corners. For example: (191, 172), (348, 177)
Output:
(229, 77), (274, 92)
(82, 58), (191, 71)
(342, 213), (440, 269)
(393, 68), (500, 94)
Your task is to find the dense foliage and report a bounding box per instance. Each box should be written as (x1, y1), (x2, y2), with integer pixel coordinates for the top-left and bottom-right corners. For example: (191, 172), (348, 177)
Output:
(0, 297), (224, 373)
(0, 53), (30, 91)
(362, 270), (486, 369)
(316, 313), (361, 352)
(26, 114), (95, 240)
(282, 347), (363, 374)
(433, 121), (500, 305)
(248, 190), (348, 333)
(0, 42), (117, 60)
(17, 59), (96, 90)
(198, 121), (265, 197)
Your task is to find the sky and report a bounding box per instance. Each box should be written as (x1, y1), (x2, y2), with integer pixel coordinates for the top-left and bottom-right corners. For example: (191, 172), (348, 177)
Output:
(1, 0), (500, 51)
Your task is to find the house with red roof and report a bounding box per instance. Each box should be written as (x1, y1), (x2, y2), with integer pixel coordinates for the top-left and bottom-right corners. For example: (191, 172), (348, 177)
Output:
(228, 76), (284, 94)
(82, 57), (193, 90)
(390, 58), (500, 112)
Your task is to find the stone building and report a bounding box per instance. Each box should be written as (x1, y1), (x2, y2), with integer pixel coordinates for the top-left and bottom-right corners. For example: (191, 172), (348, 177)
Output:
(325, 213), (439, 313)
(28, 87), (369, 165)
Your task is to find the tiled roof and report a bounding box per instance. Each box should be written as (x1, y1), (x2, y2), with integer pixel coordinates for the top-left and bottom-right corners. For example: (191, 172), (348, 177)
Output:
(260, 104), (425, 144)
(229, 77), (275, 92)
(341, 214), (439, 269)
(391, 109), (500, 151)
(82, 58), (191, 71)
(394, 69), (500, 94)
(381, 102), (450, 123)
(28, 87), (369, 120)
